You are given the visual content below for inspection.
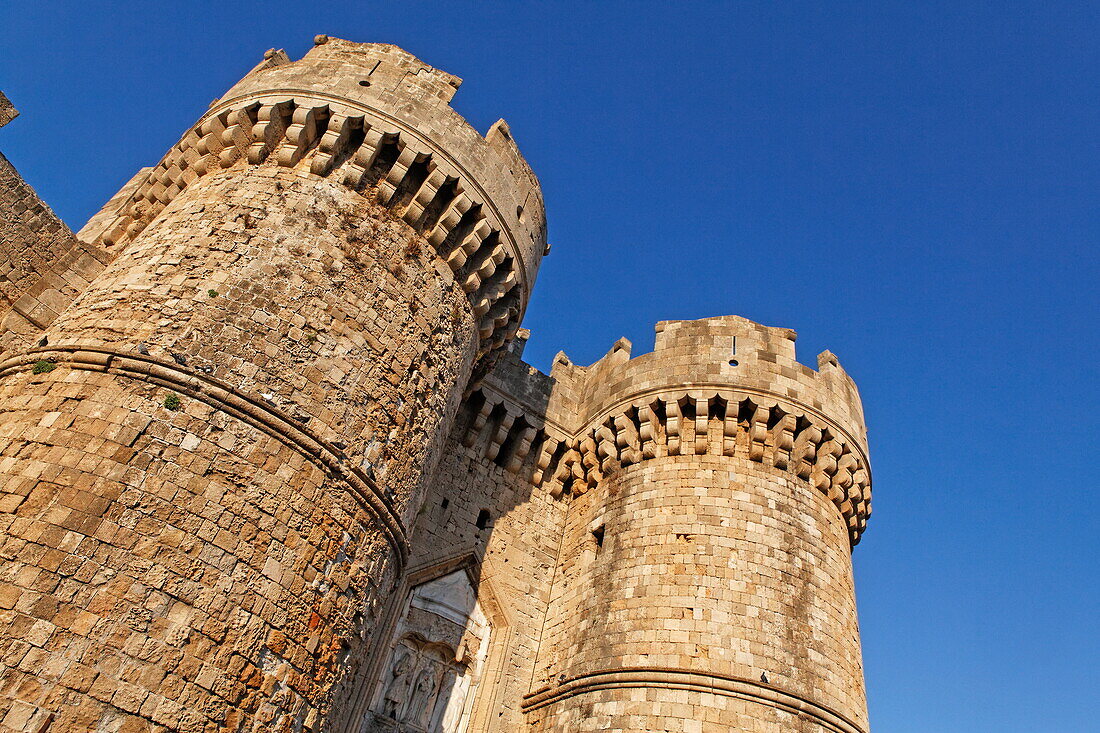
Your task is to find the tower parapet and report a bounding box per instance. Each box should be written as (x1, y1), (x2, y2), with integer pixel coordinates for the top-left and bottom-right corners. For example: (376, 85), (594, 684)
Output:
(86, 36), (545, 359)
(548, 315), (870, 542)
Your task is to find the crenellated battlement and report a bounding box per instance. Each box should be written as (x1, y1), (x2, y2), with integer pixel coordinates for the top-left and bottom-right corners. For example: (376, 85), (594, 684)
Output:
(451, 315), (873, 545)
(86, 36), (547, 359)
(554, 315), (866, 442)
(216, 37), (546, 282)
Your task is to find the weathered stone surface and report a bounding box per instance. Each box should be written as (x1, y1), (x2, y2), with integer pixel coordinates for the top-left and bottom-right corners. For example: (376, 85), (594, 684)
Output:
(0, 39), (872, 733)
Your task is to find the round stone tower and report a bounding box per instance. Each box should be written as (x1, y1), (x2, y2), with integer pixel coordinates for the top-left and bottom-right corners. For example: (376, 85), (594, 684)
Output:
(0, 38), (544, 732)
(526, 316), (872, 733)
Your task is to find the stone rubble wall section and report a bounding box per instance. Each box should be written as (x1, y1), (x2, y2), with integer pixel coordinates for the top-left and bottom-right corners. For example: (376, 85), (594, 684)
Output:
(43, 167), (482, 522)
(0, 92), (17, 129)
(0, 364), (399, 732)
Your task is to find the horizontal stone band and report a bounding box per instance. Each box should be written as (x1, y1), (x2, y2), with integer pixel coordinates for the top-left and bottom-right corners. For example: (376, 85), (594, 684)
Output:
(0, 345), (410, 569)
(522, 667), (865, 733)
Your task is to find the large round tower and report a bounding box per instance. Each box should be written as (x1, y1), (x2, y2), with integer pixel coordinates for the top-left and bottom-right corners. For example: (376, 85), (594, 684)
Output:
(0, 38), (544, 732)
(525, 316), (872, 732)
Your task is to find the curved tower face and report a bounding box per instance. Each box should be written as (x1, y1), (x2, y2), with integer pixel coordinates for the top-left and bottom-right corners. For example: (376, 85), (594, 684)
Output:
(0, 38), (544, 732)
(526, 316), (872, 733)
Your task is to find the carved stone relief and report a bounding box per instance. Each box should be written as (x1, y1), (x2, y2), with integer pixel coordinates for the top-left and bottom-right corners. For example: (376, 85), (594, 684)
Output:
(363, 570), (491, 733)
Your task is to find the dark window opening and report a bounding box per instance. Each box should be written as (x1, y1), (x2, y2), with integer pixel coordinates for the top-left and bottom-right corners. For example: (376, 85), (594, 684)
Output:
(388, 154), (432, 210)
(362, 135), (401, 189)
(591, 524), (605, 549)
(475, 509), (490, 530)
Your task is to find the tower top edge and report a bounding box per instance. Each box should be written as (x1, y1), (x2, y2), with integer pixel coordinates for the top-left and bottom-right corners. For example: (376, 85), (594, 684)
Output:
(305, 37), (464, 92)
(552, 314), (868, 448)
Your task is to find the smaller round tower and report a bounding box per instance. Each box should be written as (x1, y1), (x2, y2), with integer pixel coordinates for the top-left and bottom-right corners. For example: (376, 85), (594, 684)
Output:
(526, 315), (872, 733)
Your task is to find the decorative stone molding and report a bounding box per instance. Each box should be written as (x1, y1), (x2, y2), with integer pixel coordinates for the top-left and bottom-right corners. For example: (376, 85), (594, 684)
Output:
(455, 384), (871, 545)
(522, 667), (865, 733)
(0, 344), (411, 566)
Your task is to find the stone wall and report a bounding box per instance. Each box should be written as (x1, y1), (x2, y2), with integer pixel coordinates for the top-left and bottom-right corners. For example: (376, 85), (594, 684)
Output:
(526, 455), (865, 733)
(0, 92), (112, 356)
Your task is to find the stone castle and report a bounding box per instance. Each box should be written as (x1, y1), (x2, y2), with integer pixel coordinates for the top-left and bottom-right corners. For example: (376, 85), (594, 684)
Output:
(0, 37), (873, 733)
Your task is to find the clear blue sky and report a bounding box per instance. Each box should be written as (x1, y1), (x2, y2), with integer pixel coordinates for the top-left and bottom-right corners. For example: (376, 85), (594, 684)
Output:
(2, 3), (1097, 730)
